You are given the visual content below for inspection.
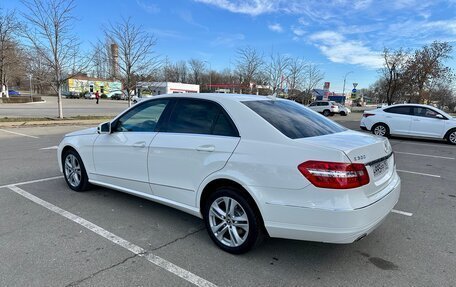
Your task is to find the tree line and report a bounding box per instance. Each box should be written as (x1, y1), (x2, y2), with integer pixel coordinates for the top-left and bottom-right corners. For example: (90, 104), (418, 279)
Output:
(365, 42), (455, 110)
(1, 0), (455, 118)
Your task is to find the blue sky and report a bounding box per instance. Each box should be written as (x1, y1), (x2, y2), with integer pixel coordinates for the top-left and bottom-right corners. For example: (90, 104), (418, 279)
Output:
(3, 0), (456, 92)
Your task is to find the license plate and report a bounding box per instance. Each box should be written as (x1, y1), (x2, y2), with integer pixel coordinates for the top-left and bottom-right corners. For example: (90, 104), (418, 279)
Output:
(373, 160), (389, 177)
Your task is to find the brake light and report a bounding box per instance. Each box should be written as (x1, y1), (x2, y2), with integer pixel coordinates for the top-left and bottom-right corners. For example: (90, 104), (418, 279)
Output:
(331, 105), (336, 108)
(363, 113), (375, 117)
(298, 161), (370, 189)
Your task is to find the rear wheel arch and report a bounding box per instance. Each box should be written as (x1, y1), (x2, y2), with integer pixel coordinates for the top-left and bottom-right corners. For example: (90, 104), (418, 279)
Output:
(372, 122), (390, 137)
(444, 128), (456, 144)
(199, 178), (265, 228)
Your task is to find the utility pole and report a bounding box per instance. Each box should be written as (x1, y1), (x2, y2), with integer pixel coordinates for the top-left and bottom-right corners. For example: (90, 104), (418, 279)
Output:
(29, 74), (33, 101)
(342, 71), (353, 97)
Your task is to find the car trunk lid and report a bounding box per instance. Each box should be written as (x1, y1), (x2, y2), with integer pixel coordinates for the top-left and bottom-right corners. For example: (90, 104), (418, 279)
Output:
(297, 130), (395, 197)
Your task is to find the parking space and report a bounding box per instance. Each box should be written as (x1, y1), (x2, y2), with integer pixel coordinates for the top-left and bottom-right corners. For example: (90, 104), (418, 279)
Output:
(1, 123), (455, 286)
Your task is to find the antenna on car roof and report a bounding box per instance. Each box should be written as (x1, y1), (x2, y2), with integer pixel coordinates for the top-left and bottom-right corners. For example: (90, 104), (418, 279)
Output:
(267, 92), (277, 101)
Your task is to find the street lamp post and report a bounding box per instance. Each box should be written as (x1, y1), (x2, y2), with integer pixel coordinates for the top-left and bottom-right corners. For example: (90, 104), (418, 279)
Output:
(342, 71), (353, 97)
(29, 74), (33, 101)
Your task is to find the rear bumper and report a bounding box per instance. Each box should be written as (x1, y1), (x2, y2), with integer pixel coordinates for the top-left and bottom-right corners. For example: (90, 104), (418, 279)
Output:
(263, 175), (401, 243)
(360, 126), (368, 131)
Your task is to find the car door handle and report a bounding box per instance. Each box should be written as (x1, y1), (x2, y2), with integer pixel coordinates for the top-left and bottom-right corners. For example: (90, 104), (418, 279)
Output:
(385, 116), (392, 118)
(196, 145), (215, 152)
(133, 141), (146, 148)
(413, 119), (420, 121)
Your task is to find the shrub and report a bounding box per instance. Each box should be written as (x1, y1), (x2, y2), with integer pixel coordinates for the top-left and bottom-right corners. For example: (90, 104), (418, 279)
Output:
(100, 94), (107, 99)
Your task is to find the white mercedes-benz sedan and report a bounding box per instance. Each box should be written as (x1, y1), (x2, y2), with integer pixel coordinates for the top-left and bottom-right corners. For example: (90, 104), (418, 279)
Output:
(360, 104), (456, 144)
(58, 93), (401, 254)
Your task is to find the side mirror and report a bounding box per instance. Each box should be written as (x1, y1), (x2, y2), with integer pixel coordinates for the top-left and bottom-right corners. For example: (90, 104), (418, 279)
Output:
(436, 114), (445, 120)
(97, 122), (111, 134)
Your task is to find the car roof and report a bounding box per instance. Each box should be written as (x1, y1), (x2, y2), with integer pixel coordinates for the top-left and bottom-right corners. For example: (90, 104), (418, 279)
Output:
(145, 93), (276, 104)
(384, 103), (435, 108)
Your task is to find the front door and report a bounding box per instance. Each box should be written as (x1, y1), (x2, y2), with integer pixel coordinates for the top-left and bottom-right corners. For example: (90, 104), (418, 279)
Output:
(92, 98), (170, 194)
(409, 106), (446, 138)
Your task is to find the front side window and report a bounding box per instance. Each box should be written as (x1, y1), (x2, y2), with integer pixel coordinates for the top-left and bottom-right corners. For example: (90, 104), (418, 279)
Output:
(243, 100), (346, 139)
(113, 99), (169, 132)
(384, 106), (412, 115)
(165, 99), (238, 136)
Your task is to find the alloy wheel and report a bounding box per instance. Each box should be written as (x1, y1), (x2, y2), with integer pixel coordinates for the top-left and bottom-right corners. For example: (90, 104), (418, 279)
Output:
(208, 197), (249, 247)
(450, 131), (456, 144)
(374, 125), (386, 136)
(64, 154), (82, 187)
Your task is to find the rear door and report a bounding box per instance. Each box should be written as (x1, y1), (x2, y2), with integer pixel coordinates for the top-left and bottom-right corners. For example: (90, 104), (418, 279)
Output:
(148, 98), (240, 207)
(383, 106), (413, 135)
(409, 106), (446, 138)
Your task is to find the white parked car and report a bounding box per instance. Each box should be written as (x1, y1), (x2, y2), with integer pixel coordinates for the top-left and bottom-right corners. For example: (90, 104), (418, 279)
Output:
(84, 92), (96, 99)
(336, 104), (351, 116)
(58, 94), (401, 253)
(132, 94), (154, 104)
(360, 104), (456, 145)
(308, 101), (340, 116)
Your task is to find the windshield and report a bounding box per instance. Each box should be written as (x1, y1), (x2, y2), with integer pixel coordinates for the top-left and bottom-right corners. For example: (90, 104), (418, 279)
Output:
(242, 100), (346, 139)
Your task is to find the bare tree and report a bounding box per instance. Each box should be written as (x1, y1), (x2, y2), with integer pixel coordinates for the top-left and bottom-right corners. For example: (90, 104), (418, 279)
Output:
(91, 38), (114, 79)
(235, 46), (264, 93)
(105, 17), (159, 106)
(266, 52), (290, 94)
(381, 48), (408, 105)
(21, 0), (88, 118)
(302, 63), (324, 103)
(0, 8), (21, 97)
(287, 57), (307, 100)
(188, 58), (205, 85)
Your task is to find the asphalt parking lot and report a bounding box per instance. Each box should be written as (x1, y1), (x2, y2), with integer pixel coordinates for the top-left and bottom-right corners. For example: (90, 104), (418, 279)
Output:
(0, 119), (455, 287)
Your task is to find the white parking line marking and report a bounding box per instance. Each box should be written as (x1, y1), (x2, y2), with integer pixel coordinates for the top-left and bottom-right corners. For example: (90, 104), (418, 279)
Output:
(40, 145), (59, 150)
(0, 175), (64, 189)
(394, 151), (455, 160)
(390, 140), (454, 148)
(6, 185), (217, 287)
(397, 170), (441, 178)
(391, 209), (413, 216)
(0, 128), (39, 139)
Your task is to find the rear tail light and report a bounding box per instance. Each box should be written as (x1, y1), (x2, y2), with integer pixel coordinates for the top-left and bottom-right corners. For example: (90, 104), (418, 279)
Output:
(331, 105), (336, 108)
(363, 113), (375, 117)
(298, 161), (370, 189)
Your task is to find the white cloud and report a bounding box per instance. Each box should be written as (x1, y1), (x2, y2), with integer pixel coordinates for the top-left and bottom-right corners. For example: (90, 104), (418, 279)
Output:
(268, 23), (283, 33)
(136, 0), (160, 14)
(211, 33), (245, 47)
(310, 31), (383, 69)
(195, 0), (276, 16)
(291, 26), (306, 36)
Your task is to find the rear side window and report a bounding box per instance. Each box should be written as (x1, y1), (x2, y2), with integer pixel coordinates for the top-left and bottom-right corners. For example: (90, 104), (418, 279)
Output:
(384, 106), (411, 115)
(243, 100), (346, 139)
(166, 99), (238, 137)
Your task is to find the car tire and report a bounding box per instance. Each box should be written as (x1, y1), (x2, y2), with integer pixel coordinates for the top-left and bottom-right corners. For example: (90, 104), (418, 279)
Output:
(323, 110), (330, 117)
(62, 149), (91, 192)
(372, 123), (390, 137)
(340, 111), (346, 116)
(204, 187), (264, 254)
(445, 129), (456, 145)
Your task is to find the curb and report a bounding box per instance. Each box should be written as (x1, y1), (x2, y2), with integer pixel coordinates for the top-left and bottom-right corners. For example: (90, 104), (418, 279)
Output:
(0, 119), (110, 128)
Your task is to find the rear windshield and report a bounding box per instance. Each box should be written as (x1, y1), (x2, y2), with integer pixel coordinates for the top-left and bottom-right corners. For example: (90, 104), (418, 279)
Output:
(243, 100), (346, 139)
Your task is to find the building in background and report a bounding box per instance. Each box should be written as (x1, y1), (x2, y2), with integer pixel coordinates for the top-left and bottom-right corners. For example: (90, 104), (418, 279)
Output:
(63, 74), (122, 96)
(312, 89), (346, 104)
(136, 82), (200, 96)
